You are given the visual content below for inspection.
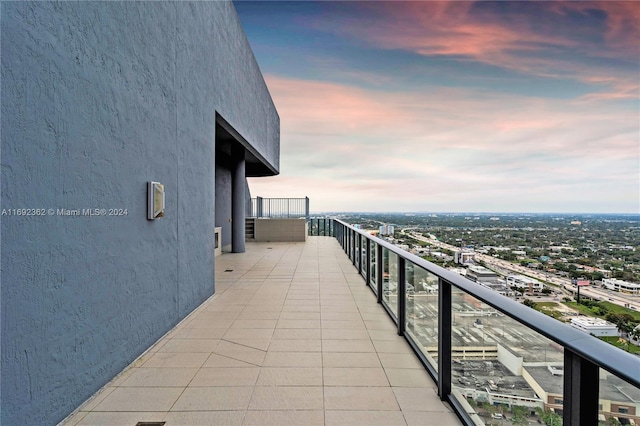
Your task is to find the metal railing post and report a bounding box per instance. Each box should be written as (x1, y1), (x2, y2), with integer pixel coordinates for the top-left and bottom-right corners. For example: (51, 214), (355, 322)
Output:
(355, 232), (362, 275)
(256, 196), (263, 218)
(564, 349), (599, 426)
(351, 230), (356, 265)
(438, 278), (452, 400)
(365, 237), (371, 287)
(398, 256), (406, 336)
(376, 244), (383, 304)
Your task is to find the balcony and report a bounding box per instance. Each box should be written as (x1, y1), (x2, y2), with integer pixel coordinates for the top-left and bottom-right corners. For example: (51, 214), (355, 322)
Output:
(62, 219), (639, 426)
(62, 236), (460, 425)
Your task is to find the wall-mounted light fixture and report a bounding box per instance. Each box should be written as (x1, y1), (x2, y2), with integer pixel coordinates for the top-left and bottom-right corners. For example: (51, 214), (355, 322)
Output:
(147, 181), (165, 220)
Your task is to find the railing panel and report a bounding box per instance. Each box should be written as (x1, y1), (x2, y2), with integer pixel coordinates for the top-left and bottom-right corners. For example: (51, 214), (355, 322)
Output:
(598, 371), (640, 426)
(250, 197), (309, 219)
(360, 234), (367, 280)
(450, 287), (565, 425)
(382, 248), (399, 319)
(369, 239), (377, 293)
(404, 261), (439, 372)
(355, 232), (360, 271)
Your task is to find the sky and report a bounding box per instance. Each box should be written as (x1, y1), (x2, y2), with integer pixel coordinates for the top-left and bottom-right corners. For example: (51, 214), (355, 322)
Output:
(235, 1), (640, 214)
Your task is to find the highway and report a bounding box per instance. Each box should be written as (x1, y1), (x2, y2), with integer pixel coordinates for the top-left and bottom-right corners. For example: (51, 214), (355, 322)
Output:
(404, 230), (640, 311)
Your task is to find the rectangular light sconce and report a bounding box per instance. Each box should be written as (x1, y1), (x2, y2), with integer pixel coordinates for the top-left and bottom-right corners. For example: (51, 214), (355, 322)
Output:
(147, 181), (165, 220)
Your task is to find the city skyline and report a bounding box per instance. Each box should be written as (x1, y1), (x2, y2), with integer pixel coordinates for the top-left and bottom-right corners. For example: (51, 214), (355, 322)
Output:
(236, 1), (640, 214)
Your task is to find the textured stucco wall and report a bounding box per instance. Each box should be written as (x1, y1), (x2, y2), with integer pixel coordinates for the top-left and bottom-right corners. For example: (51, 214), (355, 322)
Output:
(0, 2), (279, 424)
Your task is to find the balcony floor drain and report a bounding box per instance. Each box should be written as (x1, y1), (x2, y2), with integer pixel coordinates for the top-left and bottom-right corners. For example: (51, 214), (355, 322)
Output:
(224, 269), (234, 272)
(135, 422), (165, 426)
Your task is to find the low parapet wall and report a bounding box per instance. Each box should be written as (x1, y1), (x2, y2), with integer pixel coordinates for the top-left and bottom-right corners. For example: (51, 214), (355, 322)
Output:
(254, 218), (307, 242)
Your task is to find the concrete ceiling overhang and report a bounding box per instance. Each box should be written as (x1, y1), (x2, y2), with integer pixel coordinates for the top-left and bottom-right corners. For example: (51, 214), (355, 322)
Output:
(215, 113), (278, 177)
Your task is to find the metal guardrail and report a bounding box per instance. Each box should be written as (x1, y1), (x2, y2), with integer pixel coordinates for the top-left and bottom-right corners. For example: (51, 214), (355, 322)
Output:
(309, 218), (640, 426)
(249, 196), (309, 219)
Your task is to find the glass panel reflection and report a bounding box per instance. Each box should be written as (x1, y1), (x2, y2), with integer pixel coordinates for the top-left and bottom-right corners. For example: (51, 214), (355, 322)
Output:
(370, 240), (377, 293)
(450, 288), (563, 425)
(598, 370), (640, 426)
(360, 235), (367, 280)
(382, 249), (398, 317)
(404, 261), (439, 371)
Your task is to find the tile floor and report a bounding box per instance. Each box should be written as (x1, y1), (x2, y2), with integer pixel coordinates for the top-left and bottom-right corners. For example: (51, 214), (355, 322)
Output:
(62, 237), (461, 426)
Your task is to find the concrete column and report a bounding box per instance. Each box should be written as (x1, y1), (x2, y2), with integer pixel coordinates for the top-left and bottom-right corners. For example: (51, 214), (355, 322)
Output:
(232, 149), (246, 253)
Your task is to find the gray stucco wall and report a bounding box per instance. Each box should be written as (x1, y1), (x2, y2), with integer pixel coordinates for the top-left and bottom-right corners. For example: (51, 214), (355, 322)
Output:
(1, 2), (279, 424)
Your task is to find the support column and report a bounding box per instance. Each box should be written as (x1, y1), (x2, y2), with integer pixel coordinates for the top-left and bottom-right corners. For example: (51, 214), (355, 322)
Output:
(564, 349), (599, 426)
(232, 149), (246, 253)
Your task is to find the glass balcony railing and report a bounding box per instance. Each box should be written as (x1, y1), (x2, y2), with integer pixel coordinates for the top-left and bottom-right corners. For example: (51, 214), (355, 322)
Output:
(308, 217), (640, 426)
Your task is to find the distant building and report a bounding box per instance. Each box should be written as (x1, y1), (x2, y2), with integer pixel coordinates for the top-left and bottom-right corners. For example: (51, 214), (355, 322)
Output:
(378, 224), (395, 235)
(466, 265), (499, 283)
(570, 317), (618, 337)
(454, 251), (475, 265)
(602, 278), (640, 295)
(524, 365), (640, 424)
(507, 275), (543, 293)
(479, 281), (515, 297)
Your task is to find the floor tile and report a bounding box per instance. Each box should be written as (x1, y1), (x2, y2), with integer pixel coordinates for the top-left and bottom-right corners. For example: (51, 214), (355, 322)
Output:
(141, 352), (209, 368)
(272, 328), (321, 340)
(325, 410), (407, 426)
(223, 328), (274, 340)
(171, 387), (253, 411)
(268, 339), (321, 352)
(211, 341), (266, 366)
(263, 352), (322, 367)
(322, 352), (382, 368)
(276, 319), (321, 329)
(249, 386), (324, 410)
(279, 311), (320, 320)
(393, 387), (448, 411)
(222, 338), (271, 351)
(372, 339), (414, 354)
(324, 387), (400, 411)
(164, 411), (245, 425)
(321, 329), (370, 340)
(403, 410), (460, 425)
(322, 339), (375, 353)
(323, 367), (389, 386)
(76, 411), (166, 425)
(385, 368), (435, 387)
(93, 387), (182, 412)
(189, 366), (259, 386)
(242, 410), (324, 426)
(202, 353), (257, 368)
(156, 338), (219, 353)
(119, 367), (198, 387)
(378, 353), (425, 369)
(231, 319), (278, 329)
(256, 367), (323, 386)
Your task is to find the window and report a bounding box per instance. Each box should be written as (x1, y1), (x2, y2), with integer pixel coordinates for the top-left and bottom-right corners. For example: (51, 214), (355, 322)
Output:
(554, 398), (563, 405)
(618, 407), (629, 414)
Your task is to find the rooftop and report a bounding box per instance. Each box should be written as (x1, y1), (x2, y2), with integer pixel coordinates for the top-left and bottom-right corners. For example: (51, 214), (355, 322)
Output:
(62, 237), (460, 426)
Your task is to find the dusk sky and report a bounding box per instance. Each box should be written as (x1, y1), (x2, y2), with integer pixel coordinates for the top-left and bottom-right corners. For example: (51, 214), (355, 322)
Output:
(235, 1), (640, 214)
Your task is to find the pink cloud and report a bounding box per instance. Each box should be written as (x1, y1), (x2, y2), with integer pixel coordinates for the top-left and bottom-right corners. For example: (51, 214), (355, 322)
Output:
(318, 1), (638, 100)
(254, 73), (638, 212)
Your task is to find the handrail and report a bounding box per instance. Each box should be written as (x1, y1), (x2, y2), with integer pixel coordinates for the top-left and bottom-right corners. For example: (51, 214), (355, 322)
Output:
(249, 196), (309, 219)
(333, 218), (640, 387)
